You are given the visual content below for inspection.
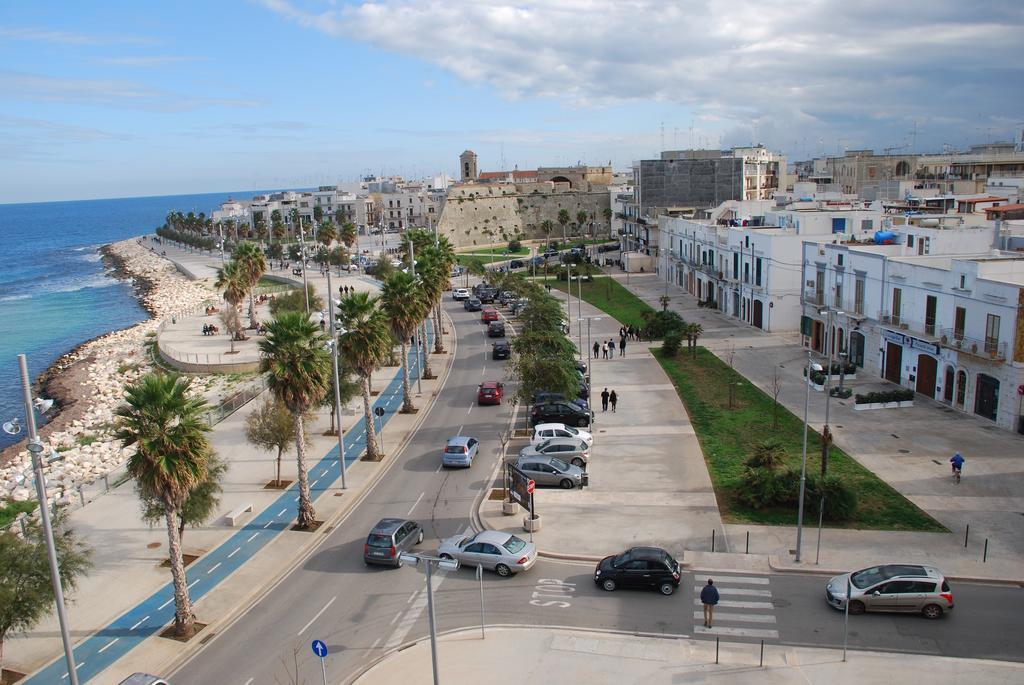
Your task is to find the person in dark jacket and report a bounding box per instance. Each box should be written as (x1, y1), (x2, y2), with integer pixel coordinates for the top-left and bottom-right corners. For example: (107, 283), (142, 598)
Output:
(609, 389), (618, 413)
(700, 578), (720, 628)
(600, 388), (610, 412)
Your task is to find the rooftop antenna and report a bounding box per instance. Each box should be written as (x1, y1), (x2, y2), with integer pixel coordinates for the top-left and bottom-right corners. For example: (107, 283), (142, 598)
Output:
(689, 119), (694, 149)
(660, 121), (665, 152)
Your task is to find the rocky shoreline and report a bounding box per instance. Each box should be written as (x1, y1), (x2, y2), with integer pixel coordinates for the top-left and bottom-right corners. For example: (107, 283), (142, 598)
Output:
(0, 237), (213, 507)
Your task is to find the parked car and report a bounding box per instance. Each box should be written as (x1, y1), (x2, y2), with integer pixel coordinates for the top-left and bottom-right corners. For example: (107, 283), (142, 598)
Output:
(594, 547), (681, 595)
(825, 564), (953, 619)
(452, 288), (470, 300)
(119, 676), (170, 685)
(519, 437), (590, 467)
(529, 255), (546, 267)
(509, 259), (524, 269)
(478, 288), (497, 303)
(531, 423), (594, 448)
(533, 391), (588, 407)
(441, 435), (480, 468)
(481, 307), (499, 322)
(498, 290), (517, 305)
(543, 249), (559, 259)
(514, 454), (586, 489)
(363, 518), (424, 567)
(531, 401), (592, 427)
(492, 339), (511, 360)
(509, 298), (529, 315)
(463, 297), (482, 312)
(477, 381), (504, 405)
(487, 321), (506, 338)
(438, 530), (537, 577)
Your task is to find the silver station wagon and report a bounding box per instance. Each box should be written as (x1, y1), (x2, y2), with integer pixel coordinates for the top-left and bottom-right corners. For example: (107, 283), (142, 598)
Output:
(825, 564), (954, 619)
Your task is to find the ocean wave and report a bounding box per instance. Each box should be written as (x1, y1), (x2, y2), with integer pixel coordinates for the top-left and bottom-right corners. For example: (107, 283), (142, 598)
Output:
(0, 294), (31, 302)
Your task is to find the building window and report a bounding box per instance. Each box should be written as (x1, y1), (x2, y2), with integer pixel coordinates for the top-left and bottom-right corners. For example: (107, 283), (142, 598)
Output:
(755, 258), (762, 286)
(985, 314), (1000, 353)
(815, 268), (825, 305)
(834, 280), (843, 309)
(854, 275), (865, 315)
(907, 234), (914, 248)
(861, 219), (874, 231)
(954, 307), (966, 340)
(891, 288), (902, 325)
(837, 253), (844, 267)
(959, 274), (966, 289)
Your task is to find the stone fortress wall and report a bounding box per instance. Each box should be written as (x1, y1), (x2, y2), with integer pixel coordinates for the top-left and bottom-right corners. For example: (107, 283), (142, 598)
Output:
(438, 180), (610, 249)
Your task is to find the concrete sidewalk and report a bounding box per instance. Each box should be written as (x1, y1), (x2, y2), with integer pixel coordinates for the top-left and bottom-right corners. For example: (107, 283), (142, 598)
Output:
(352, 625), (1023, 685)
(615, 273), (1024, 582)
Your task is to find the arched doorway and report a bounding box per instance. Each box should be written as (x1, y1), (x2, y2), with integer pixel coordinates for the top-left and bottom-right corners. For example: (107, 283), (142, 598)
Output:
(895, 160), (911, 176)
(942, 366), (954, 403)
(974, 374), (999, 421)
(849, 331), (865, 367)
(915, 354), (937, 397)
(550, 175), (572, 188)
(955, 370), (967, 408)
(752, 299), (764, 329)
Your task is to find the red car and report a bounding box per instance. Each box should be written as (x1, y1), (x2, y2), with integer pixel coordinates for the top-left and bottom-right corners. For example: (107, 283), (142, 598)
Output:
(481, 307), (499, 322)
(477, 381), (504, 405)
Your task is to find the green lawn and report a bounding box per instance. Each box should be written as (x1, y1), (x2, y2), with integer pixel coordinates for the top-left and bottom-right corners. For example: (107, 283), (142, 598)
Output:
(546, 276), (654, 330)
(654, 348), (943, 531)
(456, 245), (530, 258)
(455, 254), (509, 266)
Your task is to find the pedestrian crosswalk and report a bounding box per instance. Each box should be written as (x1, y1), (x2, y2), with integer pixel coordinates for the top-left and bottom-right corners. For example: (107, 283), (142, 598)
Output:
(692, 572), (779, 640)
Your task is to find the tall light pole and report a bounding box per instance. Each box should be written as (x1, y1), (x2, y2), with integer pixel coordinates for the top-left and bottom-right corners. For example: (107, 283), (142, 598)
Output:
(408, 235), (423, 396)
(298, 220), (310, 313)
(579, 316), (601, 426)
(398, 553), (459, 685)
(816, 307), (843, 563)
(16, 354), (80, 685)
(795, 352), (823, 563)
(325, 269), (348, 489)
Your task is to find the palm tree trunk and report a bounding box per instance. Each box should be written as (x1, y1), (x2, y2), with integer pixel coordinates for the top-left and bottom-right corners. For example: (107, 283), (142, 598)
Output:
(275, 446), (283, 487)
(293, 413), (316, 528)
(420, 320), (435, 379)
(248, 291), (259, 329)
(433, 303), (445, 353)
(361, 374), (382, 460)
(164, 501), (195, 637)
(399, 340), (415, 413)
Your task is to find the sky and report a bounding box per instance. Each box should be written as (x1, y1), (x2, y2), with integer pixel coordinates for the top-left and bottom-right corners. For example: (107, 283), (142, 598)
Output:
(1, 0), (1022, 204)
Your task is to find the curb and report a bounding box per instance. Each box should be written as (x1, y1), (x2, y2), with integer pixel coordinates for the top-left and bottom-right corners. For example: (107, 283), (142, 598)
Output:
(767, 554), (1024, 586)
(160, 312), (459, 679)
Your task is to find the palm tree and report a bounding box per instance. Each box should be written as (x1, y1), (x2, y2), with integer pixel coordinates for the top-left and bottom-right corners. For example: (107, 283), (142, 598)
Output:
(540, 218), (554, 243)
(430, 235), (457, 353)
(339, 221), (357, 250)
(115, 372), (212, 638)
(258, 311), (331, 528)
(602, 207), (613, 239)
(380, 272), (427, 413)
(271, 209), (285, 245)
(576, 210), (589, 238)
(214, 260), (249, 352)
(233, 241), (267, 329)
(336, 292), (393, 461)
(557, 209), (570, 243)
(254, 216), (268, 244)
(317, 220), (337, 249)
(415, 247), (447, 378)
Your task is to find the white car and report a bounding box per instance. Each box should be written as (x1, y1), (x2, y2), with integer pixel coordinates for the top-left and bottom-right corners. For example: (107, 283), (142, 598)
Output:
(531, 423), (594, 448)
(452, 288), (470, 300)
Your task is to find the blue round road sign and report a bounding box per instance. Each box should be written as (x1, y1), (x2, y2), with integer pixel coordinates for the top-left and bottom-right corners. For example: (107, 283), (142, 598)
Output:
(312, 639), (328, 658)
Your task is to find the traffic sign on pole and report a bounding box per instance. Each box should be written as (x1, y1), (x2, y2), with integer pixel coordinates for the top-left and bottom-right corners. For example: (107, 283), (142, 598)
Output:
(311, 639), (328, 685)
(526, 479), (535, 495)
(374, 406), (385, 417)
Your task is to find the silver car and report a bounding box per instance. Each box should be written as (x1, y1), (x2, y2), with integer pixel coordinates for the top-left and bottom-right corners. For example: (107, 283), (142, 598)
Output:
(515, 454), (586, 489)
(825, 564), (953, 619)
(531, 423), (594, 448)
(437, 530), (537, 577)
(519, 437), (590, 467)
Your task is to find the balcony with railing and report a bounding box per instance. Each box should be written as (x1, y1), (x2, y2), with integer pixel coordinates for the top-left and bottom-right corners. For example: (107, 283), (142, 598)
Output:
(879, 312), (940, 340)
(938, 328), (1008, 361)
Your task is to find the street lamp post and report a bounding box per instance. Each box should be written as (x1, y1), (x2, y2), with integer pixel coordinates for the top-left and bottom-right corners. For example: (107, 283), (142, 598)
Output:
(15, 354), (80, 685)
(325, 271), (348, 490)
(579, 316), (601, 427)
(795, 352), (823, 563)
(816, 307), (843, 563)
(398, 553), (460, 685)
(408, 236), (423, 396)
(299, 221), (310, 313)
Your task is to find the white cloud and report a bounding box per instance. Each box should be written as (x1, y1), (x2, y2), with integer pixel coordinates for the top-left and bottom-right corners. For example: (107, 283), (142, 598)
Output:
(0, 26), (154, 45)
(261, 0), (1024, 155)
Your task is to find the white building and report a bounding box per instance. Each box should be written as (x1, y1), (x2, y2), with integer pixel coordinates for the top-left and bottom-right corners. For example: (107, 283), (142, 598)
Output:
(799, 224), (1024, 432)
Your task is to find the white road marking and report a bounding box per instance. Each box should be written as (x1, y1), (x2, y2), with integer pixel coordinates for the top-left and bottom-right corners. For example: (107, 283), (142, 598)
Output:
(693, 611), (776, 624)
(247, 533), (259, 542)
(370, 637), (382, 650)
(278, 508), (287, 516)
(61, 662), (85, 679)
(466, 404), (473, 415)
(405, 591), (417, 605)
(692, 587), (772, 598)
(407, 492), (425, 516)
(228, 547), (241, 559)
(207, 562), (222, 574)
(298, 596), (337, 635)
(311, 479), (319, 487)
(263, 521), (273, 528)
(389, 611), (403, 626)
(695, 574), (769, 585)
(130, 616), (149, 630)
(187, 578), (201, 590)
(693, 598), (774, 610)
(98, 638), (119, 653)
(694, 625), (779, 639)
(243, 679), (254, 685)
(158, 597), (173, 610)
(434, 462), (443, 473)
(457, 425), (464, 436)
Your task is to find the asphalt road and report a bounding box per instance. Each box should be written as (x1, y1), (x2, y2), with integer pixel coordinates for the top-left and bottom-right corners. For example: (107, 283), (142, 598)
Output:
(172, 295), (1024, 685)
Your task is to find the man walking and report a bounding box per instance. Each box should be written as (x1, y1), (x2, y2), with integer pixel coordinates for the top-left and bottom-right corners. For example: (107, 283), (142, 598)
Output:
(600, 387), (610, 412)
(700, 578), (719, 628)
(619, 335), (627, 357)
(602, 341), (608, 359)
(608, 338), (616, 358)
(593, 341), (600, 359)
(609, 389), (618, 413)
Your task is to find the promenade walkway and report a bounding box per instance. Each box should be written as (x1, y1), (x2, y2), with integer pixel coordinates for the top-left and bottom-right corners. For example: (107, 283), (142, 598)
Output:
(9, 241), (456, 685)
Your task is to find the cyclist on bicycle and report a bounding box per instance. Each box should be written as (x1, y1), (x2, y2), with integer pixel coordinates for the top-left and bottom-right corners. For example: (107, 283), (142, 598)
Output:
(950, 452), (965, 477)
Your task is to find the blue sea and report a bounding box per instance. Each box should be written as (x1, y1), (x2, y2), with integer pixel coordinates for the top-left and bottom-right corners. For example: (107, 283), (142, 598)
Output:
(0, 190), (272, 449)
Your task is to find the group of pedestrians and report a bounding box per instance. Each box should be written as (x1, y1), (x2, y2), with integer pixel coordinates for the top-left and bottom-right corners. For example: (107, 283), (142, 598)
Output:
(599, 388), (619, 413)
(593, 334), (628, 360)
(338, 284), (355, 296)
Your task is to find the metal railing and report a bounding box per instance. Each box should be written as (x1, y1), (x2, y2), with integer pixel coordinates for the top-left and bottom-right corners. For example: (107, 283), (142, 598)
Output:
(155, 299), (268, 368)
(938, 329), (1007, 361)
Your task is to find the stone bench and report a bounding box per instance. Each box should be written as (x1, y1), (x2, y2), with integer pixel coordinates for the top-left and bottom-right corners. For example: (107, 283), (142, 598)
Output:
(225, 503), (254, 526)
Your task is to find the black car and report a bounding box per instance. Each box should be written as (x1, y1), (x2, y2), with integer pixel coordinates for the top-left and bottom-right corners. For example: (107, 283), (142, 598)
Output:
(363, 518), (424, 567)
(533, 390), (588, 406)
(509, 259), (524, 269)
(492, 339), (511, 360)
(531, 400), (591, 427)
(478, 288), (497, 303)
(487, 321), (506, 338)
(594, 547), (681, 595)
(464, 297), (482, 311)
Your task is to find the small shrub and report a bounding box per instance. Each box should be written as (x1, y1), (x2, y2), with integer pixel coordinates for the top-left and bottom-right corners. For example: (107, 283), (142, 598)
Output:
(744, 439), (786, 469)
(829, 387), (853, 399)
(662, 332), (683, 356)
(807, 475), (858, 521)
(644, 310), (685, 339)
(508, 239), (522, 252)
(269, 284), (324, 315)
(737, 467), (784, 510)
(854, 388), (914, 404)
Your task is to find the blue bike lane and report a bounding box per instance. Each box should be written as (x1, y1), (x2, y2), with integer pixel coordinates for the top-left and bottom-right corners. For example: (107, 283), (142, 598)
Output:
(26, 323), (433, 684)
